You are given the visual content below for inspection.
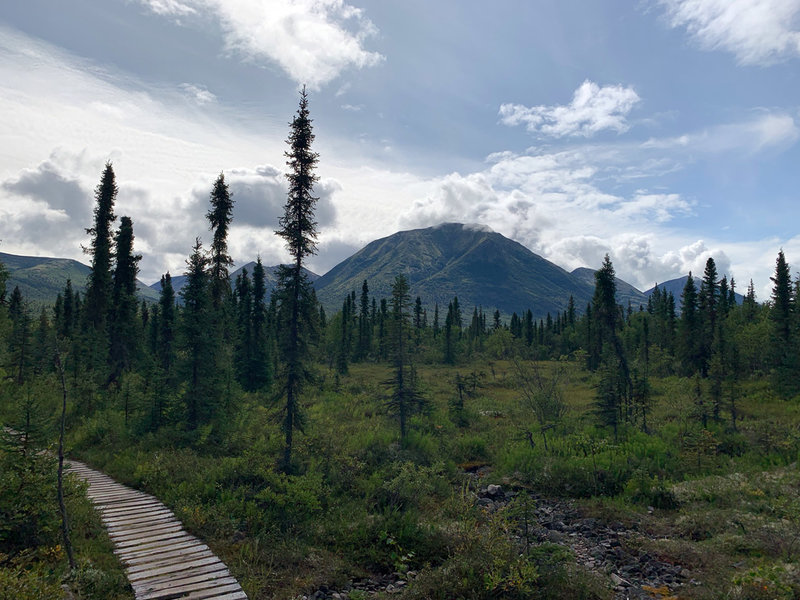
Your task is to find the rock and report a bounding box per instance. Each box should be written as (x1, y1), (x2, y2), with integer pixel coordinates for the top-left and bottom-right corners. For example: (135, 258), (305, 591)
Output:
(487, 484), (504, 497)
(406, 571), (418, 579)
(610, 573), (626, 586)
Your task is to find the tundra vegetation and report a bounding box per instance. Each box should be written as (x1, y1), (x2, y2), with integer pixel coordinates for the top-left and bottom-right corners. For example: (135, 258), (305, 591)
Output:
(1, 93), (799, 599)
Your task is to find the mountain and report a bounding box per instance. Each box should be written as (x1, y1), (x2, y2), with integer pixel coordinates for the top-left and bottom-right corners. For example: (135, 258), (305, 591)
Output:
(314, 223), (594, 319)
(570, 267), (648, 310)
(1, 251), (159, 306)
(644, 275), (745, 309)
(149, 263), (320, 300)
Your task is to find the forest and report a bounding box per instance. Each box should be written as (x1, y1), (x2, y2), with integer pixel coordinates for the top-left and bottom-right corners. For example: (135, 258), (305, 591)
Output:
(1, 91), (800, 600)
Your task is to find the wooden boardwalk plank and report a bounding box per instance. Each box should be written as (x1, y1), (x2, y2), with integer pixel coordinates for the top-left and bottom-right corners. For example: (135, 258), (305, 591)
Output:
(67, 460), (247, 599)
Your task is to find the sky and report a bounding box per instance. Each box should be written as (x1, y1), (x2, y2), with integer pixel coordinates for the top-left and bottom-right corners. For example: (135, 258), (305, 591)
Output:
(0, 0), (799, 299)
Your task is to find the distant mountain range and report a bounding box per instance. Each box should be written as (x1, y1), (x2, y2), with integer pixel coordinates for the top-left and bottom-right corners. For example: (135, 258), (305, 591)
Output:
(643, 275), (745, 309)
(0, 224), (745, 319)
(1, 251), (158, 306)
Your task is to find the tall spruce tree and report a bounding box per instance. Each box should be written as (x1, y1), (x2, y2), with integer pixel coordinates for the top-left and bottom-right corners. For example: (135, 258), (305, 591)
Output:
(356, 280), (371, 360)
(83, 163), (118, 374)
(84, 163), (117, 327)
(698, 257), (719, 375)
(274, 86), (320, 472)
(248, 258), (272, 391)
(769, 250), (797, 398)
(108, 216), (142, 384)
(386, 275), (425, 440)
(678, 273), (702, 375)
(207, 173), (234, 310)
(180, 239), (214, 430)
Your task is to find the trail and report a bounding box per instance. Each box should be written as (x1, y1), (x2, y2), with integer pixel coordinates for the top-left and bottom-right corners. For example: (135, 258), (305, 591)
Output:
(67, 460), (248, 600)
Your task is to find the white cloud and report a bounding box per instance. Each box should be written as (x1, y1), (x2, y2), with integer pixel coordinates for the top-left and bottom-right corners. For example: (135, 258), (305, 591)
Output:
(499, 80), (641, 138)
(660, 0), (800, 65)
(139, 0), (384, 88)
(139, 0), (197, 16)
(180, 83), (217, 104)
(641, 112), (799, 155)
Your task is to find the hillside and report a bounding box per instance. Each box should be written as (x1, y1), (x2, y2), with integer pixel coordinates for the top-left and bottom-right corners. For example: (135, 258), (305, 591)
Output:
(1, 251), (158, 305)
(314, 223), (593, 319)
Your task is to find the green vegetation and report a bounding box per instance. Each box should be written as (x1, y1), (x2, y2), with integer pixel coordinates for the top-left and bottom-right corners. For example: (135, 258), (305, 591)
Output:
(2, 89), (800, 599)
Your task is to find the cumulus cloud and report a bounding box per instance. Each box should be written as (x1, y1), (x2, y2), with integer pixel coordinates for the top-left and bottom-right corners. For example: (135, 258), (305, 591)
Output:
(659, 0), (800, 65)
(139, 0), (384, 88)
(499, 80), (641, 138)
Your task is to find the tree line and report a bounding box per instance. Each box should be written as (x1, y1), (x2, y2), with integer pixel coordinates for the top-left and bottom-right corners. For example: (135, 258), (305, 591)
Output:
(1, 88), (798, 471)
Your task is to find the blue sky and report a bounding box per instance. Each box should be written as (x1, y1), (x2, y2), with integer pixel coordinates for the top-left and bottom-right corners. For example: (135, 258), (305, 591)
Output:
(0, 0), (798, 298)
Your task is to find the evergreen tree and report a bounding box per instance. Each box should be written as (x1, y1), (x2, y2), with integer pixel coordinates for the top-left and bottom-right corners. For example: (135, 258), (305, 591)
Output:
(179, 239), (214, 430)
(60, 279), (75, 338)
(357, 280), (371, 359)
(678, 273), (702, 375)
(83, 163), (118, 376)
(207, 173), (235, 310)
(743, 279), (757, 322)
(769, 250), (797, 398)
(234, 269), (253, 386)
(274, 86), (319, 472)
(108, 216), (142, 384)
(8, 286), (31, 385)
(698, 258), (719, 375)
(444, 301), (456, 364)
(158, 273), (176, 376)
(386, 275), (425, 439)
(32, 308), (52, 376)
(248, 258), (272, 391)
(84, 163), (118, 331)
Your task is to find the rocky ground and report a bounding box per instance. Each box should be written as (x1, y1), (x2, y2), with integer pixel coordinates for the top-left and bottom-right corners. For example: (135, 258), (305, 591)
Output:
(298, 481), (697, 600)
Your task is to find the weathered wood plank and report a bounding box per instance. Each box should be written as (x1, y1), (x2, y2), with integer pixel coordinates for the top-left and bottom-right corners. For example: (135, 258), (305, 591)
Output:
(116, 538), (206, 561)
(132, 564), (231, 591)
(126, 548), (215, 573)
(123, 543), (211, 567)
(127, 555), (225, 582)
(139, 577), (238, 600)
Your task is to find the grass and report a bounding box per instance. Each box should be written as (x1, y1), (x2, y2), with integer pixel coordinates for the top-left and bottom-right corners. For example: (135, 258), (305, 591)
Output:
(4, 356), (800, 598)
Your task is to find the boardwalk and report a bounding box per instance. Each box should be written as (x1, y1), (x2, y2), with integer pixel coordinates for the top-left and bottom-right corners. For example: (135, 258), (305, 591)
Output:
(67, 460), (247, 600)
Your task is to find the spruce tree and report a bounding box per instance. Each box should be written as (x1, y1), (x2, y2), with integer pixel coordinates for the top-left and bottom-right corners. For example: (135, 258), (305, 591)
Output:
(234, 269), (253, 386)
(698, 257), (719, 375)
(678, 273), (702, 375)
(180, 239), (214, 430)
(357, 280), (371, 360)
(274, 86), (320, 472)
(158, 273), (176, 376)
(83, 163), (117, 377)
(8, 286), (31, 385)
(770, 250), (797, 397)
(386, 275), (425, 440)
(248, 258), (272, 391)
(207, 173), (234, 310)
(84, 163), (117, 332)
(108, 216), (142, 384)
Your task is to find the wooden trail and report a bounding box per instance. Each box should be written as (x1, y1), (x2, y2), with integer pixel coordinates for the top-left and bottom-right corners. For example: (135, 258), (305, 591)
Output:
(67, 460), (247, 600)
